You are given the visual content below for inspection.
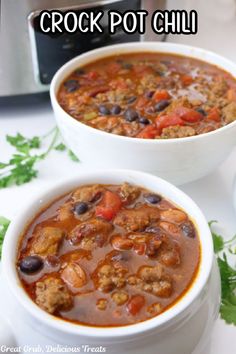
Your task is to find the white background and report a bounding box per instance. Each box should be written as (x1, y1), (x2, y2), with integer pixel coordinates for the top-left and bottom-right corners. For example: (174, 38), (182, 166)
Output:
(1, 0), (236, 350)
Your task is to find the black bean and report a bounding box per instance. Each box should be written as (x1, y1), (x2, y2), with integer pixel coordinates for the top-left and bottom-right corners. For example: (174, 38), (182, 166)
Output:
(181, 222), (195, 238)
(67, 86), (78, 93)
(19, 256), (43, 274)
(111, 105), (121, 115)
(145, 193), (162, 204)
(123, 63), (133, 70)
(160, 60), (172, 65)
(99, 105), (110, 115)
(155, 100), (170, 112)
(127, 96), (137, 104)
(64, 79), (78, 87)
(195, 107), (207, 116)
(139, 117), (150, 125)
(64, 80), (80, 93)
(75, 68), (85, 76)
(74, 202), (89, 215)
(124, 109), (139, 122)
(145, 91), (155, 99)
(155, 70), (165, 77)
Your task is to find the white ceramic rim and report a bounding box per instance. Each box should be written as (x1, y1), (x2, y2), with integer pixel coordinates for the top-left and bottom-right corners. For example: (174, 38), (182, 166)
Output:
(2, 169), (213, 339)
(50, 41), (236, 144)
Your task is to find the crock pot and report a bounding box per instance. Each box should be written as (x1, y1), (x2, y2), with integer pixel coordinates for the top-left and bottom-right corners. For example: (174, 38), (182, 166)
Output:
(0, 0), (165, 96)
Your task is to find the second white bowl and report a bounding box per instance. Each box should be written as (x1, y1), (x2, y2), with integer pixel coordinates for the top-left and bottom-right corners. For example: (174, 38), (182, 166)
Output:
(50, 42), (236, 185)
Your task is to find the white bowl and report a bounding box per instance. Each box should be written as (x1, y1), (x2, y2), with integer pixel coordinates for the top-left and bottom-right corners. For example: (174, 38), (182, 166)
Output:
(1, 169), (220, 354)
(50, 42), (236, 185)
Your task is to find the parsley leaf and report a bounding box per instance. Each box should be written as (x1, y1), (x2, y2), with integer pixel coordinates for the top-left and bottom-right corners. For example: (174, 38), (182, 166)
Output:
(217, 254), (236, 325)
(6, 133), (40, 154)
(210, 222), (236, 325)
(0, 127), (79, 189)
(68, 149), (80, 162)
(55, 143), (79, 162)
(0, 216), (10, 259)
(220, 302), (236, 325)
(209, 221), (225, 253)
(55, 143), (66, 151)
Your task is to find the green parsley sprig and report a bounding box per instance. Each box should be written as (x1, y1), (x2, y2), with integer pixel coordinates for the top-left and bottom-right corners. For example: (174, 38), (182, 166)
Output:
(0, 127), (79, 188)
(0, 216), (10, 258)
(209, 221), (236, 325)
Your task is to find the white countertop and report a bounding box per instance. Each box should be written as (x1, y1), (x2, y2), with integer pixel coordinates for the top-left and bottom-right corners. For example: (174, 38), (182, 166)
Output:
(0, 95), (236, 353)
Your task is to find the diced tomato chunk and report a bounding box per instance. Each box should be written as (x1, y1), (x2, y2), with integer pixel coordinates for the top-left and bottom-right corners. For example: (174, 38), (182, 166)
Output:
(87, 71), (99, 80)
(155, 114), (184, 130)
(153, 90), (171, 102)
(136, 125), (159, 139)
(207, 107), (221, 122)
(174, 107), (203, 123)
(126, 295), (145, 316)
(95, 191), (122, 221)
(181, 75), (193, 86)
(95, 208), (114, 221)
